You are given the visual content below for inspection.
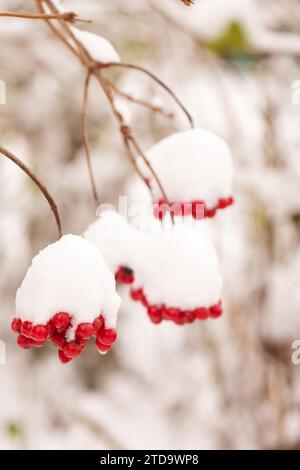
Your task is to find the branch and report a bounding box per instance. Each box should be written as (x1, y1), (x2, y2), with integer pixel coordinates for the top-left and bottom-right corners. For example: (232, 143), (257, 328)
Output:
(0, 11), (90, 23)
(80, 72), (100, 207)
(35, 0), (189, 216)
(97, 75), (172, 206)
(35, 0), (84, 63)
(108, 81), (174, 119)
(0, 144), (63, 239)
(102, 62), (194, 129)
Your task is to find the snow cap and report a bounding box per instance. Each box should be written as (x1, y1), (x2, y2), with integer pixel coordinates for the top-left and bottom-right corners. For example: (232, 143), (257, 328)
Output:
(16, 235), (121, 328)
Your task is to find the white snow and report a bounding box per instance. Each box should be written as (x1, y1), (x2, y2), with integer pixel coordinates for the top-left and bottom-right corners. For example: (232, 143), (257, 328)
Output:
(15, 235), (121, 328)
(70, 27), (120, 64)
(85, 211), (222, 309)
(131, 221), (223, 309)
(84, 210), (145, 273)
(143, 128), (234, 208)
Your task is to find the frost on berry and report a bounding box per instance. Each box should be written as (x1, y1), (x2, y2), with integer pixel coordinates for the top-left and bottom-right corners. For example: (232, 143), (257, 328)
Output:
(12, 235), (120, 363)
(141, 128), (234, 220)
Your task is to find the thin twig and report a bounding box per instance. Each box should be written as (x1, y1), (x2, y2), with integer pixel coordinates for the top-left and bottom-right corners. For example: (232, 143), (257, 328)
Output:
(97, 74), (171, 206)
(0, 144), (63, 239)
(80, 72), (99, 207)
(108, 81), (174, 119)
(44, 0), (92, 65)
(0, 11), (83, 22)
(35, 0), (83, 63)
(102, 62), (195, 129)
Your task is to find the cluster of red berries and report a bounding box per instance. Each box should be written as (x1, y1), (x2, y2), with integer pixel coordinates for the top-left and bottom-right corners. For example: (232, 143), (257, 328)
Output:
(130, 287), (222, 325)
(153, 197), (234, 220)
(115, 266), (135, 285)
(11, 312), (117, 364)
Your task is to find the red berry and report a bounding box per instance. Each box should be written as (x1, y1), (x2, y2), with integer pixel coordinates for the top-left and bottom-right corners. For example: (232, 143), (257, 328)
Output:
(31, 324), (49, 342)
(76, 323), (94, 340)
(17, 334), (33, 349)
(130, 288), (145, 302)
(115, 267), (134, 284)
(52, 312), (70, 331)
(205, 207), (217, 218)
(95, 339), (111, 354)
(21, 321), (32, 338)
(147, 306), (162, 324)
(31, 339), (45, 348)
(184, 311), (196, 323)
(167, 308), (182, 322)
(50, 331), (65, 349)
(75, 337), (88, 347)
(63, 341), (85, 358)
(93, 315), (104, 334)
(174, 317), (185, 325)
(97, 328), (117, 345)
(11, 317), (22, 334)
(195, 308), (209, 320)
(209, 302), (223, 318)
(58, 349), (73, 364)
(218, 198), (228, 209)
(161, 307), (169, 320)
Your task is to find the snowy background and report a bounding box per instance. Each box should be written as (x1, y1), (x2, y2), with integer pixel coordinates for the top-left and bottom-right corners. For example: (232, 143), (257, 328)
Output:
(1, 0), (300, 450)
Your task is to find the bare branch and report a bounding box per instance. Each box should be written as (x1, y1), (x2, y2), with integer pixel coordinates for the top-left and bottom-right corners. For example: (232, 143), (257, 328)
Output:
(0, 144), (63, 239)
(102, 62), (195, 129)
(0, 10), (90, 23)
(108, 81), (174, 119)
(80, 72), (100, 207)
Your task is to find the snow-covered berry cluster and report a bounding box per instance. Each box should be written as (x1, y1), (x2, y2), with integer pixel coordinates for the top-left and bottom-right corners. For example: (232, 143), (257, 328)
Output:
(142, 128), (234, 220)
(11, 235), (120, 363)
(85, 211), (223, 326)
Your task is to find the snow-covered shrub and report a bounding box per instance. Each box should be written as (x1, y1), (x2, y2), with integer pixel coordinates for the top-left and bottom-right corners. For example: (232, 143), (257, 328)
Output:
(143, 128), (234, 220)
(11, 235), (120, 363)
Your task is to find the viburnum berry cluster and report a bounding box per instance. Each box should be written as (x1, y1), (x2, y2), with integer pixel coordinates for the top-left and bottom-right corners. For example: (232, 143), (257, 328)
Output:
(11, 235), (120, 363)
(142, 129), (234, 221)
(84, 211), (224, 326)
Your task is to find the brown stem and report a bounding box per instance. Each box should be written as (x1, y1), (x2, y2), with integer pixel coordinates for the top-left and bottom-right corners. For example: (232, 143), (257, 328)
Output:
(0, 144), (63, 239)
(44, 0), (92, 65)
(35, 0), (83, 62)
(97, 74), (171, 206)
(35, 0), (181, 218)
(102, 62), (195, 129)
(108, 80), (174, 119)
(81, 72), (99, 207)
(0, 11), (80, 22)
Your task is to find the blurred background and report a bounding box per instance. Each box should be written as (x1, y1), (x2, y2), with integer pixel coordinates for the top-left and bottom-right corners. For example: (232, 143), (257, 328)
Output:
(1, 0), (300, 450)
